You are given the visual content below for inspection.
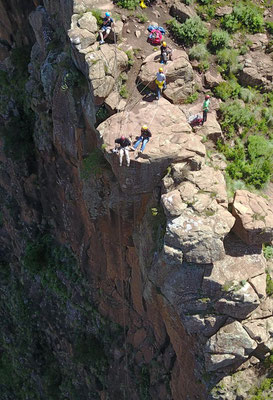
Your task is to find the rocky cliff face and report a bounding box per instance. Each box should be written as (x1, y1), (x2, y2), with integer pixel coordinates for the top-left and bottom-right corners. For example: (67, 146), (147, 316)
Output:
(0, 1), (273, 399)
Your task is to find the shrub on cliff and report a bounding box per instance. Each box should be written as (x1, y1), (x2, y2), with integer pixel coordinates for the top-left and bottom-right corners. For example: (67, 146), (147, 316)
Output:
(117, 0), (139, 9)
(222, 2), (264, 33)
(168, 17), (208, 46)
(218, 135), (273, 189)
(210, 30), (230, 52)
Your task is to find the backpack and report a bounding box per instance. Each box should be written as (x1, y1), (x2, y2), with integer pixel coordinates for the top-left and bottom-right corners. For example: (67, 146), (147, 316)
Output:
(148, 29), (163, 45)
(188, 114), (203, 127)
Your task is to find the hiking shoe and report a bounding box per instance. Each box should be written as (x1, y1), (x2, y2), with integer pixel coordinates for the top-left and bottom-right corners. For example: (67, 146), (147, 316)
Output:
(99, 40), (105, 45)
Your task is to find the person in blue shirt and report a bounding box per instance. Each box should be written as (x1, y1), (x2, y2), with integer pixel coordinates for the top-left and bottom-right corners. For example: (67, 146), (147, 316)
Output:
(99, 12), (114, 44)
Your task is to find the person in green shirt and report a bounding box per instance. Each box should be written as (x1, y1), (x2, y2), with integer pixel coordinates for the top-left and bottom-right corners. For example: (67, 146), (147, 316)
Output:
(202, 94), (210, 125)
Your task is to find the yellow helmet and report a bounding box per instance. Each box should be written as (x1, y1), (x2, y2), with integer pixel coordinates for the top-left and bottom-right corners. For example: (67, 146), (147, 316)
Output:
(159, 67), (163, 72)
(142, 125), (148, 130)
(162, 41), (167, 47)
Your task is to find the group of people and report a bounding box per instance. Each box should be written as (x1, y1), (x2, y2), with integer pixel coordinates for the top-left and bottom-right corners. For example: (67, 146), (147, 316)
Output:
(97, 12), (211, 166)
(114, 126), (152, 167)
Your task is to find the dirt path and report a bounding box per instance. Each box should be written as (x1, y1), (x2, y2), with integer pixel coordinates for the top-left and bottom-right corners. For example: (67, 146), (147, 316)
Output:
(114, 1), (182, 106)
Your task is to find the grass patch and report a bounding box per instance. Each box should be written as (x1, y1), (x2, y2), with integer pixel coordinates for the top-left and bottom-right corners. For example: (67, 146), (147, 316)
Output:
(266, 273), (273, 296)
(136, 13), (148, 24)
(117, 0), (139, 10)
(217, 135), (273, 189)
(91, 9), (103, 26)
(263, 244), (273, 260)
(189, 43), (209, 61)
(213, 79), (241, 101)
(81, 148), (109, 179)
(119, 84), (129, 98)
(125, 49), (134, 67)
(185, 92), (199, 104)
(222, 2), (264, 33)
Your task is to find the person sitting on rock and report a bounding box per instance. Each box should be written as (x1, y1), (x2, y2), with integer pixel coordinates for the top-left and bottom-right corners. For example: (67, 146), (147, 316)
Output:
(160, 41), (173, 64)
(132, 125), (152, 155)
(155, 67), (166, 100)
(99, 12), (114, 44)
(202, 94), (211, 125)
(114, 135), (131, 167)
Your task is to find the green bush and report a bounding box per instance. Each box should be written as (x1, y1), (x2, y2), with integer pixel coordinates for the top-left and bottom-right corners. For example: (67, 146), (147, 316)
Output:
(239, 87), (257, 103)
(222, 2), (264, 33)
(189, 43), (209, 61)
(219, 101), (255, 137)
(197, 60), (209, 72)
(119, 83), (129, 98)
(197, 4), (216, 21)
(81, 149), (109, 179)
(266, 21), (273, 35)
(136, 13), (148, 24)
(217, 48), (240, 76)
(185, 92), (198, 104)
(263, 244), (273, 260)
(125, 49), (134, 67)
(91, 9), (103, 26)
(250, 378), (273, 400)
(117, 0), (139, 9)
(218, 135), (273, 188)
(168, 17), (208, 46)
(213, 80), (241, 101)
(210, 30), (230, 51)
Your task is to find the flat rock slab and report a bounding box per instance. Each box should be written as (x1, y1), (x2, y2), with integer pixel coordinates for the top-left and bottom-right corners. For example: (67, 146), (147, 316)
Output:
(97, 98), (205, 194)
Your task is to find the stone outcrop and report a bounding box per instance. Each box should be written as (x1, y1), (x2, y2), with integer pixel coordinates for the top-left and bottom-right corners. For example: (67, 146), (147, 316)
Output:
(205, 319), (257, 371)
(170, 1), (197, 22)
(162, 164), (234, 263)
(232, 190), (273, 245)
(1, 1), (273, 399)
(204, 70), (224, 88)
(97, 98), (203, 194)
(68, 11), (127, 104)
(138, 50), (195, 104)
(238, 51), (273, 92)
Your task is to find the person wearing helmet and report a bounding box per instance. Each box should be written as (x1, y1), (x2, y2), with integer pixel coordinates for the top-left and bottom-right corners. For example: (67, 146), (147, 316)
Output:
(114, 135), (131, 166)
(202, 94), (211, 125)
(160, 41), (173, 64)
(99, 12), (114, 44)
(132, 126), (152, 154)
(155, 67), (166, 100)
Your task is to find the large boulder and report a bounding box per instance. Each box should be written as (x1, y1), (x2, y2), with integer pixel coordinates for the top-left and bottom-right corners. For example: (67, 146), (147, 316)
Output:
(138, 50), (195, 104)
(77, 12), (98, 33)
(243, 317), (273, 350)
(161, 164), (234, 263)
(170, 2), (197, 22)
(238, 51), (273, 92)
(232, 190), (273, 245)
(97, 98), (204, 194)
(205, 319), (257, 371)
(84, 44), (128, 104)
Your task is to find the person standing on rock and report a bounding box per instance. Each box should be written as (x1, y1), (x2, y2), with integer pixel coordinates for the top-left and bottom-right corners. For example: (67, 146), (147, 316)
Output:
(132, 126), (152, 155)
(155, 67), (166, 100)
(202, 94), (210, 125)
(160, 41), (173, 64)
(99, 12), (114, 44)
(114, 135), (131, 167)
